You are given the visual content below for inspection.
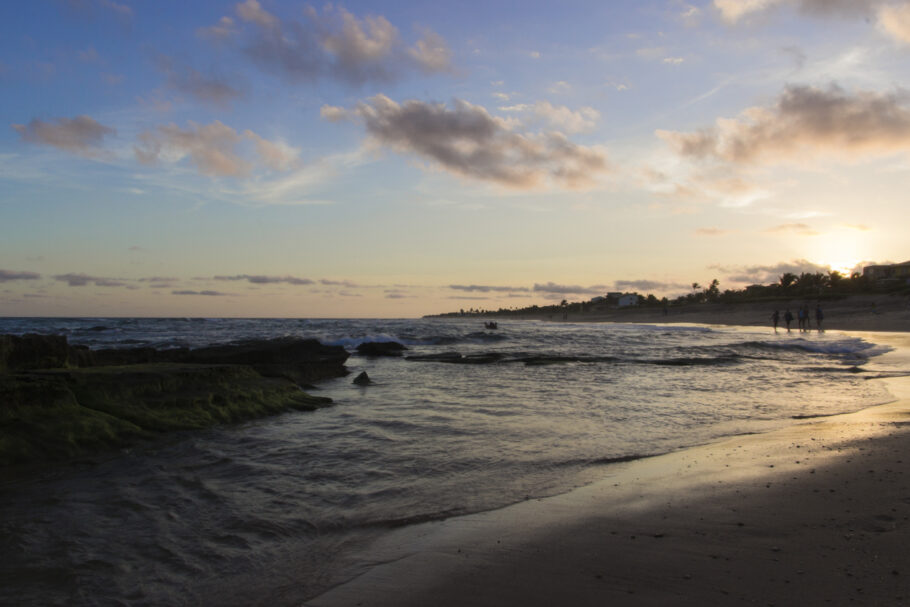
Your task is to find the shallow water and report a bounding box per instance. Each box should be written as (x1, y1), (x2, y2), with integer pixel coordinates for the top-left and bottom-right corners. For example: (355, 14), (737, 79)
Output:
(0, 318), (894, 605)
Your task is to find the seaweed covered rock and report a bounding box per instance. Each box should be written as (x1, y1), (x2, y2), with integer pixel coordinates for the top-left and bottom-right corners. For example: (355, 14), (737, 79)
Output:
(0, 364), (334, 466)
(0, 334), (350, 467)
(0, 334), (74, 371)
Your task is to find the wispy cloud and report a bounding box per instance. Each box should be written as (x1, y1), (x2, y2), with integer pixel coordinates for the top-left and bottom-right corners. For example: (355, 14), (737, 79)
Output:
(135, 121), (299, 177)
(172, 289), (227, 296)
(214, 274), (314, 285)
(533, 282), (606, 295)
(0, 270), (41, 282)
(156, 56), (244, 108)
(324, 95), (609, 189)
(449, 284), (531, 293)
(12, 115), (115, 158)
(711, 259), (832, 284)
(53, 273), (126, 287)
(764, 222), (819, 235)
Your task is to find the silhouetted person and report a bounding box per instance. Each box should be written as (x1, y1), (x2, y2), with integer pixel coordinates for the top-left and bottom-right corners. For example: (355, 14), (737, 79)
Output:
(771, 309), (780, 333)
(815, 305), (824, 333)
(784, 309), (793, 333)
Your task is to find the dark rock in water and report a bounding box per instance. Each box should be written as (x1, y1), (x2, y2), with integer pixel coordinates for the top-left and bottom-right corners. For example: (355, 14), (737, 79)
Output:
(89, 337), (349, 386)
(356, 341), (407, 357)
(405, 351), (464, 362)
(0, 334), (73, 371)
(353, 371), (371, 385)
(0, 334), (350, 467)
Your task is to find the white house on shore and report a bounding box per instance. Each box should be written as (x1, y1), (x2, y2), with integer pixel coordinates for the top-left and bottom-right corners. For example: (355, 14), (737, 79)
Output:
(617, 294), (638, 307)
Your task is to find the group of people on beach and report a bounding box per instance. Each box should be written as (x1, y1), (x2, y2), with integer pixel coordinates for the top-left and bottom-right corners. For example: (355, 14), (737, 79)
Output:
(771, 305), (823, 334)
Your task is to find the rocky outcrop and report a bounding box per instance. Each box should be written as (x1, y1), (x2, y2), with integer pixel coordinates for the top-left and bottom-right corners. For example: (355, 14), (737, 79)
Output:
(0, 335), (350, 466)
(355, 341), (408, 357)
(352, 371), (371, 385)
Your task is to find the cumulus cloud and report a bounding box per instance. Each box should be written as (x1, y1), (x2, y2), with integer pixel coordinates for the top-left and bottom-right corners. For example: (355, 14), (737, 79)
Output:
(0, 270), (41, 282)
(12, 115), (115, 158)
(53, 273), (125, 287)
(135, 121), (298, 177)
(220, 2), (452, 85)
(658, 84), (910, 166)
(449, 284), (531, 293)
(156, 56), (243, 108)
(327, 95), (609, 189)
(214, 274), (314, 285)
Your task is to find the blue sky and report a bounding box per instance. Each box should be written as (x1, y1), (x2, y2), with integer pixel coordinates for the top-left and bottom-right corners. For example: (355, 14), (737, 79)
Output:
(2, 0), (909, 317)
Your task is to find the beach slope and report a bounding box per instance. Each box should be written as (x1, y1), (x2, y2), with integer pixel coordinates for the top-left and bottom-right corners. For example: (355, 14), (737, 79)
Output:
(305, 334), (910, 606)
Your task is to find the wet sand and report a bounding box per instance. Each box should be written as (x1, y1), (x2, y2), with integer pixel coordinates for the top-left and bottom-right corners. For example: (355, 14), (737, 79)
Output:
(304, 332), (910, 606)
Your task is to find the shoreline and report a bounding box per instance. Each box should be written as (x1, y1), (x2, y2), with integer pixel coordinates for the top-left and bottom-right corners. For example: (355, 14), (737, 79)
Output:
(305, 331), (910, 606)
(472, 293), (910, 334)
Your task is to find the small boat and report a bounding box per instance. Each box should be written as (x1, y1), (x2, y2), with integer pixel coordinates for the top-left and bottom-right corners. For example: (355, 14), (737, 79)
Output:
(484, 321), (498, 330)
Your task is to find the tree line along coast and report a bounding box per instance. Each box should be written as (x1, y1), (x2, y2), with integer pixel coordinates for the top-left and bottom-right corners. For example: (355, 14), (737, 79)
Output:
(430, 268), (910, 321)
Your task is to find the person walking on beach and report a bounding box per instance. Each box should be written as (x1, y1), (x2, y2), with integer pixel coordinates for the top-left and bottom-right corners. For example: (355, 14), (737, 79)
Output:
(784, 309), (793, 333)
(815, 305), (824, 333)
(771, 309), (780, 333)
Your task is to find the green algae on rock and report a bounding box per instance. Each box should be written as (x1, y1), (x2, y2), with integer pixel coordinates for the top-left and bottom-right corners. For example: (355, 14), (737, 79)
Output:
(0, 335), (349, 466)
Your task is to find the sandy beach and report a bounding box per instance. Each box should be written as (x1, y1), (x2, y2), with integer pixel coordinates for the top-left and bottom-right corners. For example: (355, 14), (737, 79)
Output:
(305, 331), (910, 606)
(535, 294), (910, 334)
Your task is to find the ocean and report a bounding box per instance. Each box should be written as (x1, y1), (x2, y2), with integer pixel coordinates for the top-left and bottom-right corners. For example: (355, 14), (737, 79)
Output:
(0, 317), (896, 605)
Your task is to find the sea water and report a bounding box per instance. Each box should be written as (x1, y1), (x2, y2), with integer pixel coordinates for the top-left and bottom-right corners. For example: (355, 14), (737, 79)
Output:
(0, 318), (895, 605)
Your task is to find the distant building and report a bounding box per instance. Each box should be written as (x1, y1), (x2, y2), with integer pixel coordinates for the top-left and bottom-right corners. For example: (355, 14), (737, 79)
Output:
(863, 261), (910, 282)
(617, 294), (638, 307)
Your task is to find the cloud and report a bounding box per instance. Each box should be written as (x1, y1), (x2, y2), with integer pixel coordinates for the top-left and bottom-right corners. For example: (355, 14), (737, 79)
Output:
(197, 15), (237, 40)
(53, 273), (125, 287)
(156, 56), (244, 108)
(12, 115), (115, 158)
(714, 0), (881, 23)
(715, 0), (910, 45)
(694, 227), (732, 236)
(172, 290), (227, 296)
(520, 101), (600, 134)
(320, 279), (360, 287)
(711, 259), (831, 284)
(613, 279), (687, 292)
(658, 84), (910, 166)
(328, 95), (609, 189)
(224, 2), (452, 85)
(449, 284), (531, 293)
(214, 274), (314, 285)
(764, 222), (819, 235)
(663, 57), (685, 65)
(533, 282), (606, 295)
(879, 3), (910, 43)
(0, 270), (41, 282)
(135, 121), (298, 177)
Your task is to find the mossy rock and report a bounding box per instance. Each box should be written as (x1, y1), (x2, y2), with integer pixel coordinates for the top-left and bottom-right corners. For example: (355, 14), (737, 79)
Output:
(0, 363), (333, 466)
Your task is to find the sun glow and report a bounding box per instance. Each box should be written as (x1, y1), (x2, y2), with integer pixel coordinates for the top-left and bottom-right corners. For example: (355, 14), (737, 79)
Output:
(809, 231), (868, 277)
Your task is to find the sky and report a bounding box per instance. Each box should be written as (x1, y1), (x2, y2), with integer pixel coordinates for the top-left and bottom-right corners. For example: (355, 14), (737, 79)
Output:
(1, 0), (909, 318)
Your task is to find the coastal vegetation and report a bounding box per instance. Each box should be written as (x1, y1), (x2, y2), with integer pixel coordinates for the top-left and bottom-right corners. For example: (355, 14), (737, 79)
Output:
(432, 270), (910, 319)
